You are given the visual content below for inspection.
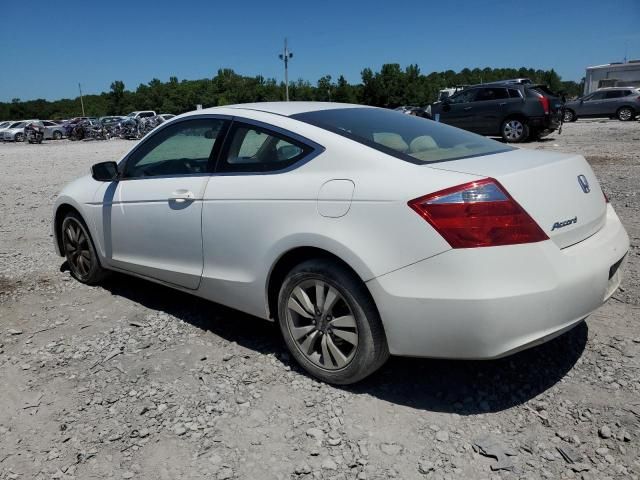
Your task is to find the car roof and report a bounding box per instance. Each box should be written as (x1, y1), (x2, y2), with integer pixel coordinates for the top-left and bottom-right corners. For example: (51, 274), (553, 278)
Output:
(193, 101), (369, 117)
(596, 86), (637, 90)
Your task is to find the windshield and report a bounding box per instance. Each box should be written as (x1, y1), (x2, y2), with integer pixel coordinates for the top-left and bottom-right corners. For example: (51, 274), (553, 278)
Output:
(291, 107), (513, 164)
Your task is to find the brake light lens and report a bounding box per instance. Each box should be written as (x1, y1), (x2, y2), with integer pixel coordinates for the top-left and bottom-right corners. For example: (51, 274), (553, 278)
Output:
(408, 179), (548, 248)
(536, 93), (550, 114)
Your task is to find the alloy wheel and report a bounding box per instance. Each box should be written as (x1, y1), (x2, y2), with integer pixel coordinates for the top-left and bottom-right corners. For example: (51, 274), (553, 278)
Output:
(618, 108), (633, 121)
(503, 120), (524, 141)
(285, 279), (358, 370)
(63, 219), (92, 279)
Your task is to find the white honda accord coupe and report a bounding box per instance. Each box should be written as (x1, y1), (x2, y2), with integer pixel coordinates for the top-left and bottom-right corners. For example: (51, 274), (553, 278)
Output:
(53, 102), (629, 384)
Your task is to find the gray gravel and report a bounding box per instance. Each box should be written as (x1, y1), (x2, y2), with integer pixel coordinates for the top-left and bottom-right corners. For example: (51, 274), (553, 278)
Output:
(1, 119), (639, 480)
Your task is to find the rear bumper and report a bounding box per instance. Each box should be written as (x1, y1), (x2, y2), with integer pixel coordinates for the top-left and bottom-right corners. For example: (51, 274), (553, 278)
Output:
(367, 204), (629, 358)
(529, 114), (561, 131)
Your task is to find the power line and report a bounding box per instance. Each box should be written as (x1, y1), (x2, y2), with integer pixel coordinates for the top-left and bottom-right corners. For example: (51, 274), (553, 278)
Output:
(278, 38), (293, 101)
(78, 83), (85, 116)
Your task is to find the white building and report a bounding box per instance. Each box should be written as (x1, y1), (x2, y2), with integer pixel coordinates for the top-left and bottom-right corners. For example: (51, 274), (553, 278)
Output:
(584, 61), (640, 94)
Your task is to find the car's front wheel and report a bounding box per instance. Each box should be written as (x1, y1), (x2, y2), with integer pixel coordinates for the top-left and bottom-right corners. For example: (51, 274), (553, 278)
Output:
(277, 259), (389, 384)
(501, 118), (529, 143)
(61, 212), (107, 284)
(15, 132), (24, 142)
(617, 107), (635, 121)
(53, 130), (63, 140)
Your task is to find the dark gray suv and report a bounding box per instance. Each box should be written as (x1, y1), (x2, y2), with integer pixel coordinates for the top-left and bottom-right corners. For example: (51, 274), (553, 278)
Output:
(564, 87), (640, 122)
(426, 83), (563, 143)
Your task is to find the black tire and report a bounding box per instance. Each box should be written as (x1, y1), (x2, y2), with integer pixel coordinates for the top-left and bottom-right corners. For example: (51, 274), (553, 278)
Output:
(563, 109), (576, 122)
(501, 118), (529, 143)
(277, 258), (389, 385)
(15, 132), (24, 142)
(617, 106), (635, 122)
(53, 130), (62, 140)
(61, 212), (108, 285)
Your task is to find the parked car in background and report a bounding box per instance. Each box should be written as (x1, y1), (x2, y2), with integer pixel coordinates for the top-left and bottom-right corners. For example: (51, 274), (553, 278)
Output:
(426, 82), (563, 142)
(394, 106), (426, 116)
(0, 121), (14, 137)
(42, 120), (65, 139)
(126, 110), (156, 120)
(563, 87), (640, 122)
(100, 116), (126, 127)
(2, 120), (38, 142)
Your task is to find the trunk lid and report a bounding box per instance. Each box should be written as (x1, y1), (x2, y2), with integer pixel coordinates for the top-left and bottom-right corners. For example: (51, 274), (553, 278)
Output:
(428, 149), (607, 249)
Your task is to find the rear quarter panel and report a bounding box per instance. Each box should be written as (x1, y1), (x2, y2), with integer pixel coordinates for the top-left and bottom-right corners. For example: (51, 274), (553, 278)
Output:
(197, 112), (480, 319)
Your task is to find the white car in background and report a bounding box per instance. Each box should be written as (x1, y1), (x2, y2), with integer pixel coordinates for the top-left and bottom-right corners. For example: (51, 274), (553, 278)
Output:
(126, 110), (156, 120)
(3, 120), (37, 142)
(42, 120), (65, 140)
(52, 102), (629, 384)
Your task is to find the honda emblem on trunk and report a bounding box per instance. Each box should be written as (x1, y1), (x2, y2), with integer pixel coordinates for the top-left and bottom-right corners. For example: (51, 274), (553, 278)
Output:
(577, 175), (590, 193)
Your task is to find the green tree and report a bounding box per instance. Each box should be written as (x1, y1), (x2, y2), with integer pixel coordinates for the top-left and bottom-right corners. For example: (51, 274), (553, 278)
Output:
(108, 81), (126, 115)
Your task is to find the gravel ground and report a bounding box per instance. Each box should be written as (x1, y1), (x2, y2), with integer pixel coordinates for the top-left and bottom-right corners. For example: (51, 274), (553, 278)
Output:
(0, 119), (639, 480)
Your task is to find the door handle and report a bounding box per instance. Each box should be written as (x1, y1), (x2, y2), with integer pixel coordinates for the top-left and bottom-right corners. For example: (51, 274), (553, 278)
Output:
(170, 190), (195, 203)
(463, 107), (472, 111)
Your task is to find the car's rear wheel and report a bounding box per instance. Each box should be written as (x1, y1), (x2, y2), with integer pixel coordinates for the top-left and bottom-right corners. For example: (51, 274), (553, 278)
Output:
(53, 130), (62, 140)
(617, 107), (635, 121)
(563, 109), (576, 122)
(277, 259), (389, 384)
(501, 118), (529, 143)
(15, 132), (24, 142)
(61, 212), (107, 284)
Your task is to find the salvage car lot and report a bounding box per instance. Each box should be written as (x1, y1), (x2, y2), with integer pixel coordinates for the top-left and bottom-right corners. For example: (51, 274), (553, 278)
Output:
(0, 120), (639, 479)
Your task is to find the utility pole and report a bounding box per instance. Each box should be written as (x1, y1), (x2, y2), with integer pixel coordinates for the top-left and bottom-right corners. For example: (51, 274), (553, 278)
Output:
(278, 38), (293, 101)
(78, 83), (85, 116)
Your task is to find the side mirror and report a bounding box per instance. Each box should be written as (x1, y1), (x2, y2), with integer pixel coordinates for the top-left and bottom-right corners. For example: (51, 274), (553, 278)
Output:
(91, 161), (119, 182)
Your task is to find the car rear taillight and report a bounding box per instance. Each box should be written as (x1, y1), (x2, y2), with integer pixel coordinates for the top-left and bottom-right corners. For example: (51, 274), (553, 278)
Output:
(408, 179), (548, 248)
(536, 93), (550, 114)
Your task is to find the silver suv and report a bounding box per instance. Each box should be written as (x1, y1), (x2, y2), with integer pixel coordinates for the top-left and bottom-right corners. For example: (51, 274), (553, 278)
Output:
(564, 87), (640, 122)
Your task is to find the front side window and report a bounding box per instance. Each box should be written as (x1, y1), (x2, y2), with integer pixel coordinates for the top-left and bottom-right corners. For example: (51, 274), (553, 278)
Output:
(448, 89), (476, 104)
(291, 107), (513, 164)
(587, 92), (606, 101)
(123, 118), (226, 178)
(218, 124), (309, 172)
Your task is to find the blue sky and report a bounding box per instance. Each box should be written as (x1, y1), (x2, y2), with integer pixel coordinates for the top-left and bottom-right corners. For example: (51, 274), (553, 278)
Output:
(1, 0), (638, 102)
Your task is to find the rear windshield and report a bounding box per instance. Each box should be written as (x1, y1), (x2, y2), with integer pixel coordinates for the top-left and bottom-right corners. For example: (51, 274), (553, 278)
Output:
(291, 107), (513, 164)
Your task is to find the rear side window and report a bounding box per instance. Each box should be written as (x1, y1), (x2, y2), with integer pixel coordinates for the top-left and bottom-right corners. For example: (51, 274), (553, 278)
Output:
(508, 88), (522, 98)
(218, 123), (311, 173)
(604, 91), (624, 99)
(291, 108), (513, 164)
(475, 88), (509, 101)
